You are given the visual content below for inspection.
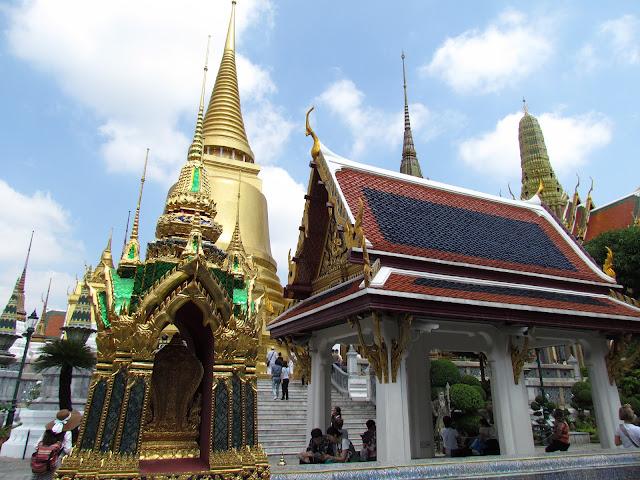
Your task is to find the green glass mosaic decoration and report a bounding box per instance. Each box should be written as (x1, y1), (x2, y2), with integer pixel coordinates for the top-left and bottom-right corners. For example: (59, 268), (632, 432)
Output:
(97, 291), (110, 328)
(191, 166), (201, 192)
(110, 268), (135, 314)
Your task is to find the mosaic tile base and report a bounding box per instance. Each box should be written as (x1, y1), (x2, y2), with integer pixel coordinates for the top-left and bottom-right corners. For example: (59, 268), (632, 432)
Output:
(271, 451), (640, 480)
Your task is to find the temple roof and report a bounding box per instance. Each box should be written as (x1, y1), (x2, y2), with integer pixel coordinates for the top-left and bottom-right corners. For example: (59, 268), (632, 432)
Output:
(322, 146), (613, 285)
(584, 188), (640, 241)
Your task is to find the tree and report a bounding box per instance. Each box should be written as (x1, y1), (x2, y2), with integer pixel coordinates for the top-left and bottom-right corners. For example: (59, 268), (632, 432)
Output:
(33, 339), (96, 410)
(570, 381), (593, 413)
(584, 226), (640, 298)
(430, 359), (461, 388)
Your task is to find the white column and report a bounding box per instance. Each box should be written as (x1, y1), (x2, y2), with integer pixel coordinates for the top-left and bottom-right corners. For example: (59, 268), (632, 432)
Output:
(406, 334), (433, 459)
(582, 336), (621, 449)
(306, 337), (331, 435)
(487, 332), (535, 456)
(376, 319), (412, 463)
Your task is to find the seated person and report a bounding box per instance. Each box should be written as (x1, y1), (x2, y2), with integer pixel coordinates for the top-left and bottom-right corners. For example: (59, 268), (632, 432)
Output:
(333, 416), (349, 440)
(470, 418), (494, 455)
(545, 409), (570, 453)
(324, 426), (357, 463)
(298, 428), (333, 464)
(360, 419), (377, 461)
(441, 416), (471, 457)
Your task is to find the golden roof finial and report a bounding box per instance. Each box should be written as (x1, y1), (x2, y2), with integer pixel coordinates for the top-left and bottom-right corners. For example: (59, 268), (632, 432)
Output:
(130, 148), (149, 240)
(202, 0), (254, 162)
(603, 246), (616, 279)
(188, 36), (211, 164)
(227, 171), (246, 257)
(35, 276), (52, 336)
(305, 106), (321, 160)
(507, 183), (516, 200)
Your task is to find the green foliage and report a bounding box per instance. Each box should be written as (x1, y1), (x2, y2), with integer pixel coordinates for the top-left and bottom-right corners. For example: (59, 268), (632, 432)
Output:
(33, 339), (96, 372)
(472, 385), (487, 401)
(571, 381), (593, 411)
(584, 226), (640, 298)
(460, 375), (482, 388)
(574, 416), (598, 442)
(454, 414), (482, 436)
(430, 359), (461, 388)
(450, 383), (484, 413)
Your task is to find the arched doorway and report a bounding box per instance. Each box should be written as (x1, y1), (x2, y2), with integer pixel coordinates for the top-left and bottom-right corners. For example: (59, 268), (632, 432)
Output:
(140, 301), (214, 471)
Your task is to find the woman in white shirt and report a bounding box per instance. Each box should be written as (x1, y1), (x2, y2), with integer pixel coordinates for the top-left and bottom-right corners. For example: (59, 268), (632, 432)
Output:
(614, 404), (640, 448)
(281, 361), (290, 400)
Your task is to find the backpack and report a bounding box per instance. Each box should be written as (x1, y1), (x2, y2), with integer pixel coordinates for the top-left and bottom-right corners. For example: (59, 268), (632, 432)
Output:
(31, 440), (63, 474)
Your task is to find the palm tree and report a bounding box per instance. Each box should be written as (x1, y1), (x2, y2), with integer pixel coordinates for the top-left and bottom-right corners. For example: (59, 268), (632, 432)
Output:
(33, 339), (96, 410)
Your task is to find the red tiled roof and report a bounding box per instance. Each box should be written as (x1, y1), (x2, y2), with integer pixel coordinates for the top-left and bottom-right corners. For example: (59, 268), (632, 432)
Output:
(334, 168), (607, 284)
(382, 273), (640, 319)
(43, 310), (65, 337)
(585, 194), (639, 242)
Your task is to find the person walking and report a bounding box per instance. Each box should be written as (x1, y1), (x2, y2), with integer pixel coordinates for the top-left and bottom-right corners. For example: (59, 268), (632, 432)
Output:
(271, 355), (283, 400)
(615, 404), (640, 448)
(266, 346), (277, 375)
(31, 409), (81, 480)
(281, 359), (290, 400)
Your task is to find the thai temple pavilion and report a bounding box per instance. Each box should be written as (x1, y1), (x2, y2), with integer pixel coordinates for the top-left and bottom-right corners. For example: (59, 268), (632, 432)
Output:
(56, 2), (273, 478)
(268, 90), (640, 463)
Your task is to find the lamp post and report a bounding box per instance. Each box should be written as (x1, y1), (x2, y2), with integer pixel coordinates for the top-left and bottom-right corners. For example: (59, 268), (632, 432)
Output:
(534, 347), (546, 400)
(4, 310), (38, 429)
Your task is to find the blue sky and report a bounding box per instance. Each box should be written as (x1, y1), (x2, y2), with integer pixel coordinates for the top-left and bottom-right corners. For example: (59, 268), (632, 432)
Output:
(1, 0), (639, 311)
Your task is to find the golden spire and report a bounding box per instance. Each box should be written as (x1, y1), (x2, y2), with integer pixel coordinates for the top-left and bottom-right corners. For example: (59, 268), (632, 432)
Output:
(188, 36), (211, 164)
(203, 0), (254, 162)
(35, 277), (52, 337)
(227, 172), (247, 258)
(120, 150), (148, 265)
(101, 230), (114, 269)
(400, 51), (423, 178)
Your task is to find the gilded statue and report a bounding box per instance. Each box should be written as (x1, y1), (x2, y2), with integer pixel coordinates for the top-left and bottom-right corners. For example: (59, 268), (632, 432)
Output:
(603, 246), (616, 279)
(509, 336), (530, 384)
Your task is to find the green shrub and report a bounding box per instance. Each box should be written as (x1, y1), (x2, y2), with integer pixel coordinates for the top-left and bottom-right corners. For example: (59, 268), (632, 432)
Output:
(472, 385), (487, 401)
(460, 375), (482, 388)
(454, 414), (482, 436)
(450, 383), (484, 412)
(571, 381), (593, 411)
(431, 359), (461, 388)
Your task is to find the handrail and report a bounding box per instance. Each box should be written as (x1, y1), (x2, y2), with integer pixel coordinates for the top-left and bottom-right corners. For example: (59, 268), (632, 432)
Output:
(331, 363), (349, 396)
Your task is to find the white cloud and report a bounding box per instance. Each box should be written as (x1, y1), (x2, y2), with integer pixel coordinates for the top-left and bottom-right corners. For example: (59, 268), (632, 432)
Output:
(316, 78), (462, 159)
(259, 167), (305, 283)
(245, 101), (295, 164)
(422, 10), (553, 94)
(0, 179), (84, 312)
(458, 111), (612, 180)
(4, 0), (278, 181)
(600, 14), (640, 65)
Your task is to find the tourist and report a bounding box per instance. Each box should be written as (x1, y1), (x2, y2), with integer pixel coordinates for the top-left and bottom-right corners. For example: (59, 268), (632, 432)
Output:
(276, 352), (285, 367)
(281, 358), (290, 400)
(470, 418), (495, 455)
(614, 404), (640, 448)
(324, 426), (357, 462)
(545, 409), (570, 453)
(441, 416), (471, 457)
(360, 419), (377, 461)
(330, 406), (342, 431)
(332, 349), (342, 367)
(31, 409), (81, 480)
(270, 354), (283, 400)
(334, 416), (349, 441)
(298, 428), (333, 464)
(266, 346), (277, 375)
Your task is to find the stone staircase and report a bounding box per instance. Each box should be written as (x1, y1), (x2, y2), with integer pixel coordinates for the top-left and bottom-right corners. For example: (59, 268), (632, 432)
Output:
(257, 379), (376, 456)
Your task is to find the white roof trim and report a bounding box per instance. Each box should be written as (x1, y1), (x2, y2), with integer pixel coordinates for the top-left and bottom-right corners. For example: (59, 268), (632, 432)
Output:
(360, 248), (619, 288)
(608, 295), (640, 314)
(368, 288), (640, 322)
(319, 143), (614, 284)
(590, 189), (640, 213)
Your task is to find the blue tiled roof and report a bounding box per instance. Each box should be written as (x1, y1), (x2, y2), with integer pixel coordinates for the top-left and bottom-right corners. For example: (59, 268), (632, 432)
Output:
(364, 188), (577, 271)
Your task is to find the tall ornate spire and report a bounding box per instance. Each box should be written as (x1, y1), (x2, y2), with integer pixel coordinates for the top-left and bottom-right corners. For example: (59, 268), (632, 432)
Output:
(224, 173), (252, 275)
(202, 0), (254, 162)
(188, 35), (211, 164)
(518, 100), (567, 218)
(120, 150), (149, 266)
(399, 52), (423, 178)
(0, 231), (33, 335)
(34, 277), (52, 338)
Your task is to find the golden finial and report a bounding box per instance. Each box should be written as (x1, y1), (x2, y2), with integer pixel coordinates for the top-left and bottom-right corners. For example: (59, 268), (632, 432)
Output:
(536, 179), (544, 196)
(507, 183), (516, 200)
(586, 176), (594, 204)
(35, 276), (52, 336)
(305, 106), (321, 160)
(130, 148), (149, 240)
(603, 246), (616, 279)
